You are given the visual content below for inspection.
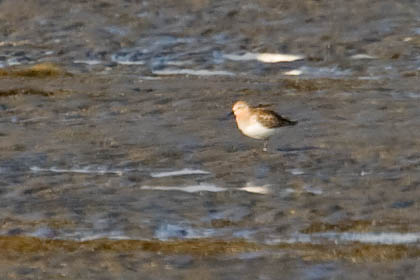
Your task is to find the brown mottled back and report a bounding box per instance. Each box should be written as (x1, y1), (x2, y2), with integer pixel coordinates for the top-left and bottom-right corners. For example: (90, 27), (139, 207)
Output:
(254, 108), (297, 128)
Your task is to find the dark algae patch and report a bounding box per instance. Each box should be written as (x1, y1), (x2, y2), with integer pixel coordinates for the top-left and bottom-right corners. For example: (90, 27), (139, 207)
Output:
(0, 88), (56, 96)
(282, 78), (371, 92)
(301, 220), (376, 234)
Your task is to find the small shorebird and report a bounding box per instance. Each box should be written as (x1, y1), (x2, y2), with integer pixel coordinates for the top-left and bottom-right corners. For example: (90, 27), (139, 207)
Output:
(231, 101), (297, 151)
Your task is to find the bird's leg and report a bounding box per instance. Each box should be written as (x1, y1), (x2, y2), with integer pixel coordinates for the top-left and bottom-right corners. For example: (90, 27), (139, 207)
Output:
(263, 140), (268, 152)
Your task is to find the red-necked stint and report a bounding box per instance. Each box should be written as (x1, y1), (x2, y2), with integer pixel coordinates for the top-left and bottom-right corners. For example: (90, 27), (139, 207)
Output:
(231, 101), (297, 151)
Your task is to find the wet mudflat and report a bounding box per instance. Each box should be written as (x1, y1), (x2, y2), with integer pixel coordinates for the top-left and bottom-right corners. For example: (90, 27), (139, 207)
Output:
(1, 0), (420, 279)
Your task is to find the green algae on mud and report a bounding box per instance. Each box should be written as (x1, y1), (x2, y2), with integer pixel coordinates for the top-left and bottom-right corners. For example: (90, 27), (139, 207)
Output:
(1, 236), (420, 262)
(0, 236), (260, 257)
(302, 220), (417, 234)
(0, 217), (76, 231)
(0, 63), (69, 78)
(276, 242), (418, 262)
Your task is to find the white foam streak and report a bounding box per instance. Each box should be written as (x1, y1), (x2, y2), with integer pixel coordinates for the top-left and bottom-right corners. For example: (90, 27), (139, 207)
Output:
(74, 60), (103, 65)
(7, 58), (23, 66)
(283, 66), (351, 77)
(327, 232), (420, 244)
(78, 233), (131, 242)
(288, 168), (305, 175)
(278, 232), (420, 245)
(150, 168), (211, 178)
(152, 68), (235, 76)
(283, 69), (303, 76)
(224, 52), (304, 63)
(139, 76), (161, 80)
(113, 60), (145, 65)
(239, 186), (270, 194)
(30, 166), (129, 176)
(302, 185), (323, 195)
(141, 183), (226, 193)
(111, 54), (145, 65)
(63, 231), (130, 242)
(350, 54), (376, 60)
(238, 182), (271, 194)
(165, 60), (194, 66)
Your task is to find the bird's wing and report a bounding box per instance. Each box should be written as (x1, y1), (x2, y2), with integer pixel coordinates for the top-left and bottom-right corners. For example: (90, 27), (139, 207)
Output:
(255, 103), (272, 109)
(255, 109), (297, 128)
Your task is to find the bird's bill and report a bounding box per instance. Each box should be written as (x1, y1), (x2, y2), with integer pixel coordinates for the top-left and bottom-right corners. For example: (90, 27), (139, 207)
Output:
(220, 111), (234, 121)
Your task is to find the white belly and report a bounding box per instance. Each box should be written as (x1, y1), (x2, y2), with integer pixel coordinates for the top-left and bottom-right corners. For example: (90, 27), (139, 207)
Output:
(239, 122), (277, 139)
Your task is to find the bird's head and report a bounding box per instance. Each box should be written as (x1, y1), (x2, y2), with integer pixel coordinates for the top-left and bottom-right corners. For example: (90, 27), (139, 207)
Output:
(232, 101), (250, 116)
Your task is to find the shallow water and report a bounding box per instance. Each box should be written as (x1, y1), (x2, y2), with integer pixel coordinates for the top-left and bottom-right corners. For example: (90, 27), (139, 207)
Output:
(1, 0), (420, 279)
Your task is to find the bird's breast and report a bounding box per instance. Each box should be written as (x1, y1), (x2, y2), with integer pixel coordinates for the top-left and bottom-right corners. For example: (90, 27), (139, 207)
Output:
(237, 120), (277, 140)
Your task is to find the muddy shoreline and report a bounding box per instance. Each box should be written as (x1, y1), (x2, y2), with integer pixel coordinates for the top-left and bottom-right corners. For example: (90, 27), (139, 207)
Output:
(1, 0), (420, 279)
